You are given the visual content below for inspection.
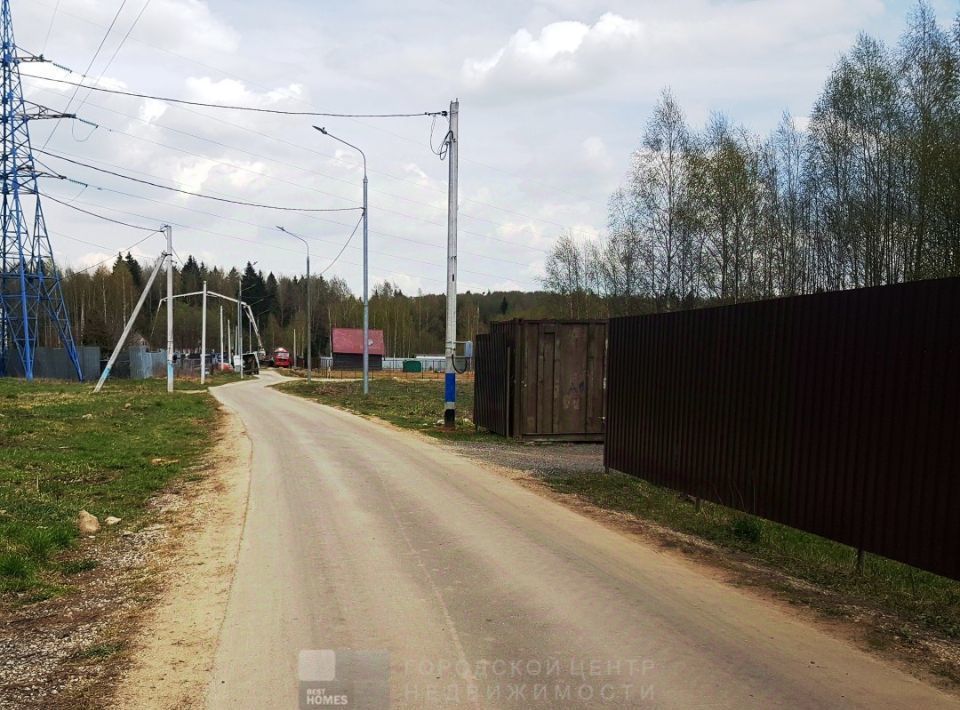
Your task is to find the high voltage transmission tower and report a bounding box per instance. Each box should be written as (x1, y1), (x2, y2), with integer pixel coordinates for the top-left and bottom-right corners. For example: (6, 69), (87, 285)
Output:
(0, 0), (82, 380)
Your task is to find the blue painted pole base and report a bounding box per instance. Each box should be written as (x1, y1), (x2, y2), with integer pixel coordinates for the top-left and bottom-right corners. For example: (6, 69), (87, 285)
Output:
(444, 372), (456, 428)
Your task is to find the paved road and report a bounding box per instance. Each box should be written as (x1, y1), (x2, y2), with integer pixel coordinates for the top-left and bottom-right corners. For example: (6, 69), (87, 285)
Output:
(207, 373), (953, 709)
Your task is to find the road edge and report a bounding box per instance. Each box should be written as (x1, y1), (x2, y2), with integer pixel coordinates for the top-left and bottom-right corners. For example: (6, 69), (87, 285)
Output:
(111, 396), (253, 709)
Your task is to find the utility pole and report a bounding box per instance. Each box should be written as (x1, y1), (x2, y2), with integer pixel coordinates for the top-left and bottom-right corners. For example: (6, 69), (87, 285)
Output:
(95, 251), (168, 393)
(444, 100), (459, 429)
(200, 280), (207, 384)
(306, 251), (311, 381)
(227, 318), (232, 362)
(165, 225), (174, 393)
(362, 163), (369, 395)
(219, 304), (223, 372)
(237, 278), (243, 380)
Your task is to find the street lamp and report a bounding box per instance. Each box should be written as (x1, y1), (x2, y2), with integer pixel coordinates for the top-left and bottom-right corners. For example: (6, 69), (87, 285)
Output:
(277, 226), (311, 383)
(314, 125), (369, 396)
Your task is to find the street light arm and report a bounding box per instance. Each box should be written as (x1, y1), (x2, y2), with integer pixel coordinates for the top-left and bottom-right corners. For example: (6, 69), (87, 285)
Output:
(276, 225), (310, 257)
(313, 125), (367, 177)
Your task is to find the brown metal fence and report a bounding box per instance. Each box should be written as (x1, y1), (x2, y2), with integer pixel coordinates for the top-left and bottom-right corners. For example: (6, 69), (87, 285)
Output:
(475, 319), (606, 441)
(604, 278), (960, 580)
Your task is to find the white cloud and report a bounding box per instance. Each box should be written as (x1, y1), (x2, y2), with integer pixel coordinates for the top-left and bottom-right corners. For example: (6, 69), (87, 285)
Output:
(462, 13), (641, 98)
(139, 98), (168, 124)
(184, 77), (304, 107)
(172, 158), (216, 194)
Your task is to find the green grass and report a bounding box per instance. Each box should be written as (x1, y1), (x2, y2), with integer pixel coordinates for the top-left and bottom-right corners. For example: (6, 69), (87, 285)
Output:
(544, 469), (960, 641)
(0, 377), (219, 596)
(275, 377), (484, 440)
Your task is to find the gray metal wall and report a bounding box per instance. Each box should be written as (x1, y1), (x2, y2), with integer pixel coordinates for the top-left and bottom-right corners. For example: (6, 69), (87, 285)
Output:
(128, 346), (167, 380)
(604, 277), (960, 580)
(3, 346), (99, 381)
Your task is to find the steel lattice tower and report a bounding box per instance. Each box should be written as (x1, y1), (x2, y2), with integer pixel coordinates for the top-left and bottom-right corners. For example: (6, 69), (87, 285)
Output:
(0, 0), (81, 380)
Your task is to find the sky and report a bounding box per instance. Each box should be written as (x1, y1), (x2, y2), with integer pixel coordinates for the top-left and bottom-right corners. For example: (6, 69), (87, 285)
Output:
(13, 0), (957, 295)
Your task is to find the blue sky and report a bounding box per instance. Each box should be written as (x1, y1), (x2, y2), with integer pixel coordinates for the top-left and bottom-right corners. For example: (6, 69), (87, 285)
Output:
(15, 0), (959, 293)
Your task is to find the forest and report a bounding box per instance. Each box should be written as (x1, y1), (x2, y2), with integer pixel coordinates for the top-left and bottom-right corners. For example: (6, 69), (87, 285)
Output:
(57, 254), (558, 357)
(543, 3), (960, 317)
(53, 3), (960, 358)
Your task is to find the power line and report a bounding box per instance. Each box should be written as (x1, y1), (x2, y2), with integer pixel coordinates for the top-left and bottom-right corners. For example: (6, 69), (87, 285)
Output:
(317, 215), (363, 276)
(38, 149), (364, 213)
(47, 194), (453, 287)
(53, 229), (161, 274)
(47, 169), (538, 270)
(41, 0), (129, 149)
(47, 189), (530, 287)
(21, 73), (446, 119)
(24, 2), (594, 231)
(25, 79), (589, 243)
(40, 0), (61, 53)
(42, 192), (162, 231)
(73, 0), (153, 119)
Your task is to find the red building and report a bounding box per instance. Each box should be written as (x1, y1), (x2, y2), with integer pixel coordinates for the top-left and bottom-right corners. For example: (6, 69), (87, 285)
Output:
(331, 328), (385, 370)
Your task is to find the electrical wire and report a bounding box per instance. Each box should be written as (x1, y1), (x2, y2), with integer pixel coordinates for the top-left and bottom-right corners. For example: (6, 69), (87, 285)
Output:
(56, 229), (161, 274)
(37, 149), (364, 213)
(318, 214), (364, 276)
(429, 113), (451, 159)
(41, 0), (130, 149)
(73, 0), (153, 118)
(42, 192), (162, 231)
(21, 73), (446, 118)
(22, 4), (590, 227)
(41, 0), (62, 54)
(27, 84), (575, 248)
(48, 189), (529, 287)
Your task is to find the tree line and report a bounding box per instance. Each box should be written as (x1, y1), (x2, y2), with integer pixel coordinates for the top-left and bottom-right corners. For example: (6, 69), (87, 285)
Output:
(53, 254), (559, 358)
(544, 3), (960, 317)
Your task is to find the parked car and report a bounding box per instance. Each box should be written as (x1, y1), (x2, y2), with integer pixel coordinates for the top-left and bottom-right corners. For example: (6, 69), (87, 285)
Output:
(273, 347), (291, 368)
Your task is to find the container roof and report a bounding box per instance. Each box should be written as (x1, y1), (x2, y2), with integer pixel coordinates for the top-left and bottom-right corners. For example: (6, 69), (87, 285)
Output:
(332, 327), (385, 355)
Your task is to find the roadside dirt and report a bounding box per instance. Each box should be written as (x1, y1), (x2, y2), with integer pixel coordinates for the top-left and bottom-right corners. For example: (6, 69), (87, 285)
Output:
(112, 401), (250, 709)
(0, 400), (250, 709)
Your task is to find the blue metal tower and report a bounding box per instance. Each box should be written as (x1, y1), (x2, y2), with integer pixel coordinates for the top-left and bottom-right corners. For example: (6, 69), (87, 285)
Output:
(0, 0), (82, 380)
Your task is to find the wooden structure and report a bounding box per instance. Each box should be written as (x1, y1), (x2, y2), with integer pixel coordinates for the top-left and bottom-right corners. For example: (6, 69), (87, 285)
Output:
(475, 319), (606, 442)
(331, 328), (385, 370)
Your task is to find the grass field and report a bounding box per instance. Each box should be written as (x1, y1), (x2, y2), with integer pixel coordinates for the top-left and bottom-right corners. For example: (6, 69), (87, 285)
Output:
(0, 376), (222, 598)
(275, 377), (484, 440)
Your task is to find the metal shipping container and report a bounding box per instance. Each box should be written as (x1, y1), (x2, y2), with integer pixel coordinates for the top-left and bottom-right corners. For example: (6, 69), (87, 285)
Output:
(475, 319), (606, 442)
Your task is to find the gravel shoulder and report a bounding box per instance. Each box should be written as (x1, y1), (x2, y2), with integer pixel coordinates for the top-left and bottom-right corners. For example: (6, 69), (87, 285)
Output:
(112, 396), (250, 708)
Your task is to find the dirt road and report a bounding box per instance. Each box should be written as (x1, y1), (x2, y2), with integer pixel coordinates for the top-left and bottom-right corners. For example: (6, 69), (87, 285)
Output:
(207, 372), (952, 708)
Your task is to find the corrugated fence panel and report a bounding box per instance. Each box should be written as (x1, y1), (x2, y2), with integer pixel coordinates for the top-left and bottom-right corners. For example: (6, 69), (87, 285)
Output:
(605, 278), (960, 580)
(474, 330), (509, 436)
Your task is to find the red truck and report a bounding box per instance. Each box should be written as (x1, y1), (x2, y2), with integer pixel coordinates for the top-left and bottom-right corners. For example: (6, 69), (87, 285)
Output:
(273, 347), (291, 368)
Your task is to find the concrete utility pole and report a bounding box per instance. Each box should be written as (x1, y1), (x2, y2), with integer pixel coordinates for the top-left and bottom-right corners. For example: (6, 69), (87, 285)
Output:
(444, 100), (459, 429)
(313, 126), (368, 395)
(201, 280), (207, 384)
(237, 277), (243, 380)
(94, 251), (168, 393)
(166, 225), (174, 393)
(219, 304), (224, 372)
